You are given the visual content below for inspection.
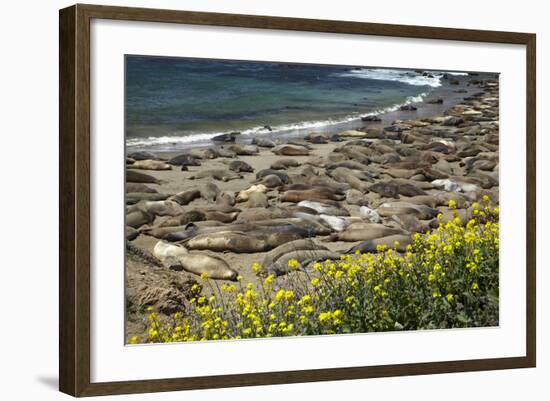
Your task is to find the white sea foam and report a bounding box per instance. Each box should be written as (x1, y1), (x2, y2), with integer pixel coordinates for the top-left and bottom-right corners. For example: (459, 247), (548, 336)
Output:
(337, 68), (443, 87)
(126, 92), (430, 149)
(336, 68), (469, 87)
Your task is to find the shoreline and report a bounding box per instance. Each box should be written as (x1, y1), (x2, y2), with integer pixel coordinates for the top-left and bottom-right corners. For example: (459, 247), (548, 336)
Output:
(126, 76), (485, 153)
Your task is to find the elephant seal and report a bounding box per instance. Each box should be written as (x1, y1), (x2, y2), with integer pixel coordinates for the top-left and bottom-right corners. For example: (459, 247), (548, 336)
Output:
(189, 169), (242, 182)
(359, 206), (382, 223)
(297, 200), (349, 216)
(251, 137), (276, 148)
(431, 179), (461, 192)
(130, 200), (185, 217)
(126, 170), (162, 184)
(153, 241), (237, 280)
(336, 148), (371, 166)
(435, 208), (472, 226)
(457, 144), (485, 158)
(235, 207), (291, 223)
(362, 115), (381, 122)
(288, 213), (336, 236)
(159, 222), (255, 241)
(306, 155), (331, 168)
(345, 189), (368, 206)
(260, 174), (284, 188)
(270, 158), (300, 170)
(370, 153), (401, 164)
(433, 193), (470, 209)
(326, 160), (372, 172)
(126, 209), (154, 228)
(421, 142), (454, 154)
(381, 168), (419, 180)
(153, 239), (188, 261)
(126, 192), (170, 205)
(169, 190), (201, 205)
(155, 210), (207, 227)
(318, 214), (355, 232)
(126, 226), (139, 241)
(143, 225), (193, 239)
(236, 184), (269, 202)
(128, 151), (160, 161)
(267, 249), (341, 276)
(256, 169), (290, 184)
(462, 173), (498, 190)
(369, 182), (401, 198)
(216, 191), (236, 207)
(280, 189), (345, 203)
(261, 239), (329, 268)
(167, 154), (201, 166)
(287, 205), (318, 215)
(388, 178), (433, 191)
(346, 234), (412, 253)
(338, 130), (368, 138)
(331, 167), (375, 183)
(247, 192), (269, 208)
(378, 202), (439, 220)
(419, 167), (449, 181)
(255, 225), (312, 248)
(229, 144), (259, 156)
(204, 211), (239, 223)
(329, 168), (371, 193)
(184, 231), (270, 253)
(330, 223), (405, 242)
(199, 182), (220, 202)
(392, 182), (428, 197)
(305, 133), (329, 144)
(128, 160), (172, 171)
(281, 183), (345, 196)
(187, 148), (220, 160)
(228, 160), (254, 173)
(212, 133), (238, 143)
(126, 183), (157, 193)
(272, 144), (310, 156)
(214, 147), (237, 158)
(395, 195), (441, 208)
(392, 214), (431, 233)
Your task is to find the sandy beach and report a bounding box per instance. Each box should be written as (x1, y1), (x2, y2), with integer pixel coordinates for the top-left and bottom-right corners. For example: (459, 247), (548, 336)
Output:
(125, 76), (499, 341)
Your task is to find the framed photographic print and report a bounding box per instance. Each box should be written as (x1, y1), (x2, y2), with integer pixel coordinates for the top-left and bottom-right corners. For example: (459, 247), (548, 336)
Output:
(59, 4), (536, 397)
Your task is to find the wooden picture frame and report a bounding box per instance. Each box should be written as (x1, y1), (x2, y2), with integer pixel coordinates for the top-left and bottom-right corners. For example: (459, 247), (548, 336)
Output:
(59, 3), (536, 397)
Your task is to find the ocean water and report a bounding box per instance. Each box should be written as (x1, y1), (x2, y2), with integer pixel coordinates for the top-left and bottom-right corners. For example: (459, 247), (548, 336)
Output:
(125, 56), (470, 149)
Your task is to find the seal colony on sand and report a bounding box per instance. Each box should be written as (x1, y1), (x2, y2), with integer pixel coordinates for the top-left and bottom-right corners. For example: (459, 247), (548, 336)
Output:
(125, 76), (500, 341)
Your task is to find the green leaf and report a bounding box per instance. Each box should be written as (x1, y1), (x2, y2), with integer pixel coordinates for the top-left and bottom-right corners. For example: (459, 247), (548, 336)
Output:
(456, 313), (471, 324)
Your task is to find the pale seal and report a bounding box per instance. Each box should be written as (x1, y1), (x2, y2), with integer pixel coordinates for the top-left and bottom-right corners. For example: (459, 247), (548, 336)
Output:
(330, 223), (405, 242)
(184, 231), (270, 253)
(271, 144), (310, 156)
(153, 241), (237, 280)
(128, 160), (172, 171)
(236, 184), (269, 202)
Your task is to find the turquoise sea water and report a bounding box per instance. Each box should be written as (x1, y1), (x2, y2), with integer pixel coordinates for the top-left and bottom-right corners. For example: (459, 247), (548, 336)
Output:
(125, 56), (473, 149)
